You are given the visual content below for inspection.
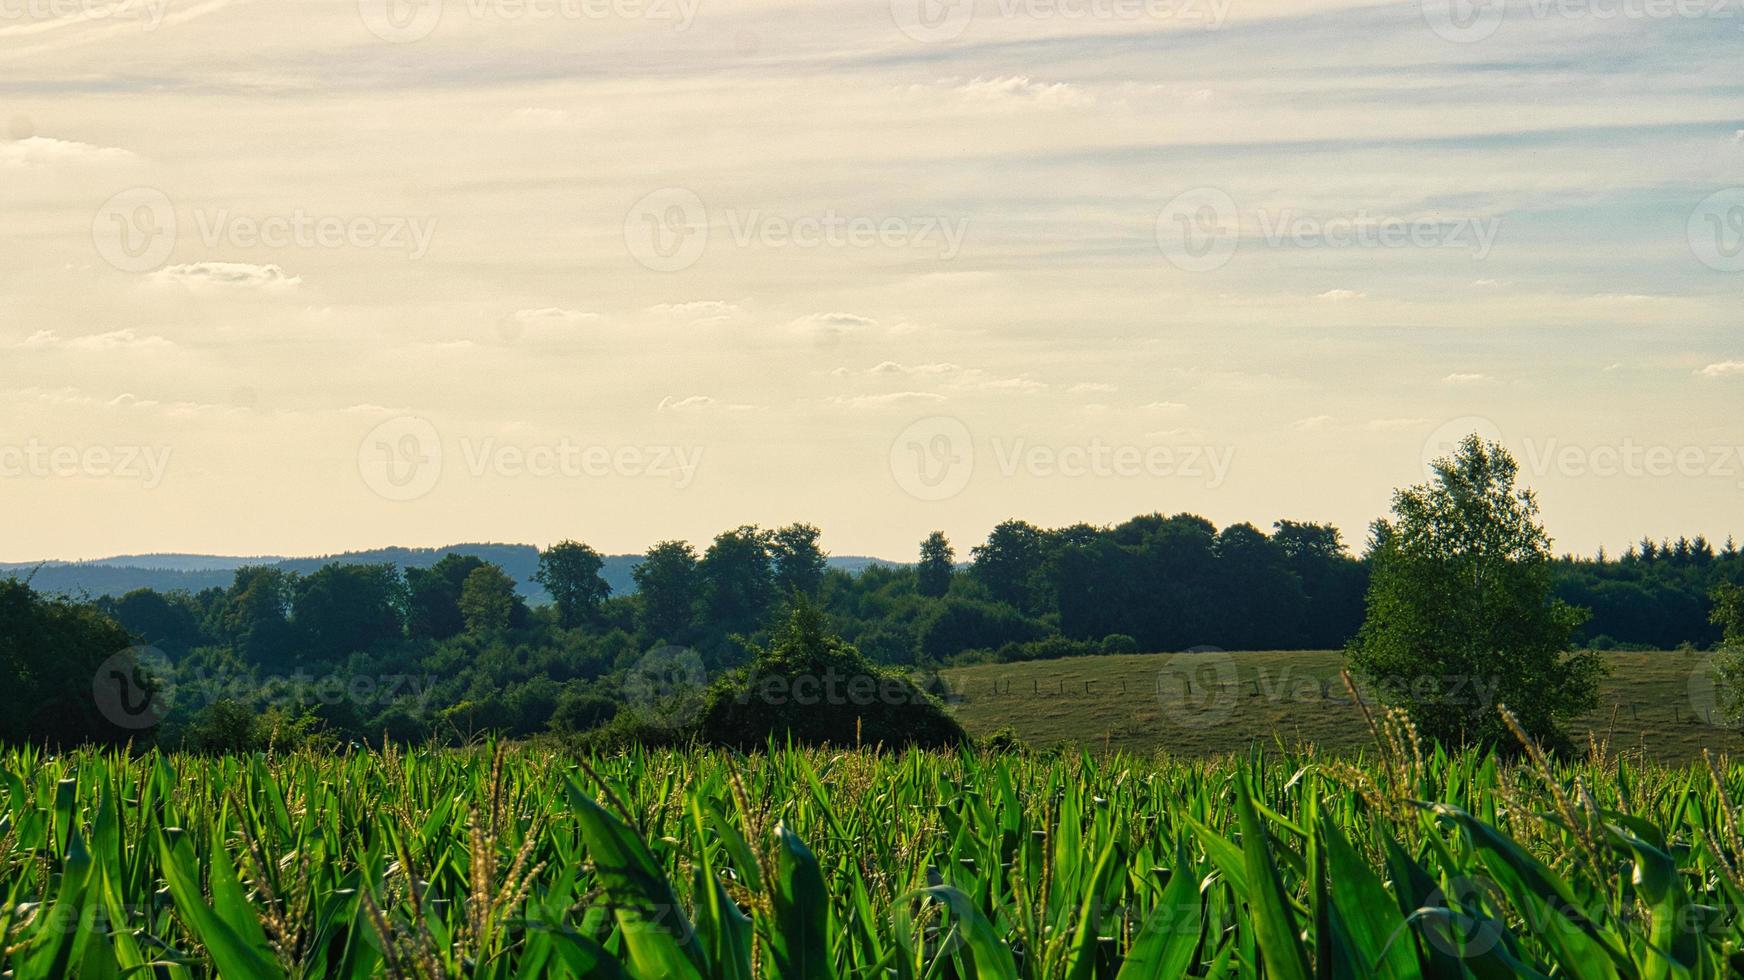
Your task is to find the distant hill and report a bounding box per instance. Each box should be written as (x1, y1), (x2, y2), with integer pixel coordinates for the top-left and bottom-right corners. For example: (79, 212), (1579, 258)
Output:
(1, 546), (901, 602)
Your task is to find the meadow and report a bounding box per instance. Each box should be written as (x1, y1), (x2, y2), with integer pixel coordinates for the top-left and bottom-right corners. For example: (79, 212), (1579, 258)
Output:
(942, 650), (1742, 762)
(6, 729), (1744, 977)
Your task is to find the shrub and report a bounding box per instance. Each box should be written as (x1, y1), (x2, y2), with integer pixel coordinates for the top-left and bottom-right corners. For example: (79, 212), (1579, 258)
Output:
(698, 602), (966, 750)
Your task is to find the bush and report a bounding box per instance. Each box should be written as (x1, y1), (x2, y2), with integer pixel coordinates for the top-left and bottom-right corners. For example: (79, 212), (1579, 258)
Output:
(1101, 633), (1140, 655)
(698, 603), (966, 750)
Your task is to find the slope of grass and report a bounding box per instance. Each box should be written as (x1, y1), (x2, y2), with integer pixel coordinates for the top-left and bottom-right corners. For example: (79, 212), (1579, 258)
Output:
(941, 649), (1739, 761)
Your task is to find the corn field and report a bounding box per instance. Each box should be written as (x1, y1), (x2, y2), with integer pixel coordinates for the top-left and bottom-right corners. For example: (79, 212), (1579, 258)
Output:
(6, 727), (1744, 978)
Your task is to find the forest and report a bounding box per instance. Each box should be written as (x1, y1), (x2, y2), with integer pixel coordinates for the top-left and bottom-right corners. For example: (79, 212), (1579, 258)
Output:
(4, 512), (1738, 751)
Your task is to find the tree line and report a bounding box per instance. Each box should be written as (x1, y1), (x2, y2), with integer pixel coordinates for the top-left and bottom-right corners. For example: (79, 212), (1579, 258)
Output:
(3, 500), (1739, 750)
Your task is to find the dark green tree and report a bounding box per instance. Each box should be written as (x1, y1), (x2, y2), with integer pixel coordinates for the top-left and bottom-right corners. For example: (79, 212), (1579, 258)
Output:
(634, 540), (700, 640)
(535, 540), (610, 628)
(0, 579), (143, 747)
(292, 563), (406, 662)
(971, 519), (1049, 613)
(458, 564), (521, 635)
(701, 526), (776, 634)
(1347, 435), (1601, 751)
(916, 531), (955, 598)
(405, 554), (486, 640)
(770, 523), (828, 598)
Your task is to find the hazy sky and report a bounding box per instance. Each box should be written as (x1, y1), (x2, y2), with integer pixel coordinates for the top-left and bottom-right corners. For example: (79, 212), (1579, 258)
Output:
(3, 0), (1740, 563)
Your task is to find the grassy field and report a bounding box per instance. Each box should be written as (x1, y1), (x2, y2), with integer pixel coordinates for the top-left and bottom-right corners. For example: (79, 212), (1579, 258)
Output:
(941, 649), (1743, 761)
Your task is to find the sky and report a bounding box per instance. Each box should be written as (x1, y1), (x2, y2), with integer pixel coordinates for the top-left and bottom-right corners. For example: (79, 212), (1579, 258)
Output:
(2, 0), (1740, 563)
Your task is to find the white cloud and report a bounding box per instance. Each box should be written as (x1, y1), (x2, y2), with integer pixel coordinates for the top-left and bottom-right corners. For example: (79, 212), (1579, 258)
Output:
(656, 395), (754, 412)
(1697, 361), (1744, 378)
(830, 391), (948, 409)
(0, 135), (137, 168)
(151, 262), (300, 290)
(794, 312), (877, 335)
(1142, 401), (1188, 411)
(1316, 289), (1366, 302)
(648, 301), (740, 325)
(943, 76), (1095, 109)
(1292, 415), (1333, 430)
(1442, 373), (1495, 386)
(1068, 382), (1117, 393)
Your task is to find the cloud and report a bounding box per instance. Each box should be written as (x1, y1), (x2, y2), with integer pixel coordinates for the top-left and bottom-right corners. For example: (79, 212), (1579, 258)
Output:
(151, 262), (300, 290)
(10, 328), (172, 351)
(1471, 279), (1509, 288)
(843, 361), (959, 377)
(1068, 382), (1117, 393)
(656, 395), (754, 412)
(1316, 289), (1366, 302)
(0, 135), (138, 168)
(829, 391), (948, 409)
(1292, 415), (1333, 430)
(1142, 401), (1189, 411)
(942, 76), (1095, 109)
(1734, 130), (1744, 144)
(1697, 361), (1744, 378)
(1442, 373), (1495, 386)
(509, 307), (599, 325)
(647, 300), (740, 325)
(794, 312), (877, 334)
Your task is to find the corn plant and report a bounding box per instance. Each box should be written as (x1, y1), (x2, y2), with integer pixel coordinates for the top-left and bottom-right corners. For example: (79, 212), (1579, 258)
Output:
(3, 731), (1744, 977)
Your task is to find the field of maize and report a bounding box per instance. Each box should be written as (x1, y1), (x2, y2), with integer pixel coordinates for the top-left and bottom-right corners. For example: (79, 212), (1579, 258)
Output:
(6, 723), (1744, 978)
